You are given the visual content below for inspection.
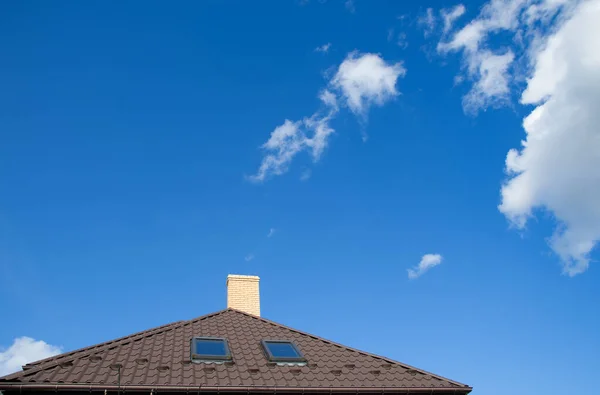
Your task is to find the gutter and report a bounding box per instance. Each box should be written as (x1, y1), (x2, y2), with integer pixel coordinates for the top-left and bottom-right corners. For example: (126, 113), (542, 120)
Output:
(0, 384), (472, 394)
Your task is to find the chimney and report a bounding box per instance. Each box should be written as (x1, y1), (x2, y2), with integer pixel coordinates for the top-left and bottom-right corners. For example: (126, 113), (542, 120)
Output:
(226, 274), (260, 316)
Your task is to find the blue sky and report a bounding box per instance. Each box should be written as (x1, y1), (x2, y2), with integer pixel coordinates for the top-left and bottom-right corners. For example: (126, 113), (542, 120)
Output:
(1, 1), (599, 394)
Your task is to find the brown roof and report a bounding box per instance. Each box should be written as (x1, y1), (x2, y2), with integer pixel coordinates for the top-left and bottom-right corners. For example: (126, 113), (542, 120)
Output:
(0, 309), (471, 394)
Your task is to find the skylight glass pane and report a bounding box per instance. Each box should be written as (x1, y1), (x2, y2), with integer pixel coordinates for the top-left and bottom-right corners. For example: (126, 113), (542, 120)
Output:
(191, 337), (231, 360)
(263, 341), (304, 360)
(195, 339), (227, 355)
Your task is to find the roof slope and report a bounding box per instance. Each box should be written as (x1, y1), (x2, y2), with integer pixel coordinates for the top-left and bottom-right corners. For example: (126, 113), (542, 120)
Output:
(0, 309), (471, 393)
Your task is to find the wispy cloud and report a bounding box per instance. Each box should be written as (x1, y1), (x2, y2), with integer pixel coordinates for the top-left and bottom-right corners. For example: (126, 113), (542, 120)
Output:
(418, 8), (436, 37)
(345, 0), (355, 13)
(267, 228), (276, 238)
(244, 254), (255, 262)
(247, 103), (337, 183)
(436, 0), (521, 114)
(300, 169), (311, 181)
(249, 52), (405, 182)
(462, 49), (515, 113)
(408, 254), (443, 279)
(0, 337), (62, 376)
(396, 32), (408, 49)
(441, 4), (466, 34)
(315, 43), (332, 53)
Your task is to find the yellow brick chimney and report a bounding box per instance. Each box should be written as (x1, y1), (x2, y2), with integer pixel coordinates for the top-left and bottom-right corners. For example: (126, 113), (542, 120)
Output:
(226, 274), (260, 316)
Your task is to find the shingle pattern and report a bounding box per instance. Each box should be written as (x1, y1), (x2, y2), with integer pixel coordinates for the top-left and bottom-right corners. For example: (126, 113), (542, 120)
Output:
(0, 309), (470, 393)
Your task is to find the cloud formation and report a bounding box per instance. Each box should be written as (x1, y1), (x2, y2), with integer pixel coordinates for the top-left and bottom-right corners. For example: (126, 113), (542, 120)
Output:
(437, 0), (599, 275)
(331, 52), (406, 116)
(395, 32), (408, 49)
(418, 8), (437, 37)
(0, 337), (62, 376)
(436, 0), (527, 113)
(441, 4), (466, 34)
(461, 49), (515, 113)
(408, 254), (443, 279)
(499, 0), (600, 276)
(267, 228), (276, 238)
(249, 52), (405, 182)
(315, 43), (332, 53)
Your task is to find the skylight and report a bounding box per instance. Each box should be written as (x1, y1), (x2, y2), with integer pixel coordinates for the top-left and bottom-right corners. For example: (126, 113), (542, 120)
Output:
(191, 337), (232, 362)
(261, 340), (306, 363)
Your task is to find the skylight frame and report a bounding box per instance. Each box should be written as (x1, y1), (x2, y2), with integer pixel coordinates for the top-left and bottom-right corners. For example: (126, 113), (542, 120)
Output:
(261, 340), (306, 363)
(190, 337), (232, 362)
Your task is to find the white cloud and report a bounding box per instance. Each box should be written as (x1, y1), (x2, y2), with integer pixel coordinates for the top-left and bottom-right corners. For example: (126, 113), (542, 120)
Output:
(331, 52), (405, 116)
(440, 0), (528, 52)
(244, 254), (254, 262)
(418, 8), (437, 37)
(319, 89), (338, 110)
(499, 0), (600, 276)
(315, 43), (332, 53)
(437, 0), (574, 113)
(435, 0), (599, 275)
(462, 49), (515, 113)
(441, 4), (466, 34)
(248, 120), (307, 182)
(267, 228), (276, 238)
(250, 53), (404, 182)
(437, 0), (521, 111)
(0, 337), (62, 376)
(408, 254), (443, 279)
(437, 1), (520, 113)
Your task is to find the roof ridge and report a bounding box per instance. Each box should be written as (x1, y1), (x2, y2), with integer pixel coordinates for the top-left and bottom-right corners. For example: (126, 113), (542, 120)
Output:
(225, 308), (468, 389)
(2, 309), (230, 381)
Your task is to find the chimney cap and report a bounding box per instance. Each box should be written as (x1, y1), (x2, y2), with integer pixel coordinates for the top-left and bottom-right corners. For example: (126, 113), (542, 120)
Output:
(226, 274), (260, 282)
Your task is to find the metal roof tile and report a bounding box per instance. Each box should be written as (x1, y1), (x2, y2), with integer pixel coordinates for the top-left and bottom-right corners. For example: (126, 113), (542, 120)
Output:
(0, 309), (470, 394)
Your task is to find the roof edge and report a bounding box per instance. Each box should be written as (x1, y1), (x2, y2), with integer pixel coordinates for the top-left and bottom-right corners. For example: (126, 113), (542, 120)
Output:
(18, 321), (182, 370)
(0, 383), (472, 394)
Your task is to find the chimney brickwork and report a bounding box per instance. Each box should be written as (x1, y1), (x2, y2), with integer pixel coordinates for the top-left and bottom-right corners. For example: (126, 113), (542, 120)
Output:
(226, 274), (260, 316)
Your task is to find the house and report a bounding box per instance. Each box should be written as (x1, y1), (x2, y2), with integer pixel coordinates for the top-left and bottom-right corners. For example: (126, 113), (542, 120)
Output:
(0, 275), (472, 395)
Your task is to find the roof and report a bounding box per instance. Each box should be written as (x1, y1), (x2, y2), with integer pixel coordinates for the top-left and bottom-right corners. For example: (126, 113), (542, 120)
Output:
(0, 309), (471, 394)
